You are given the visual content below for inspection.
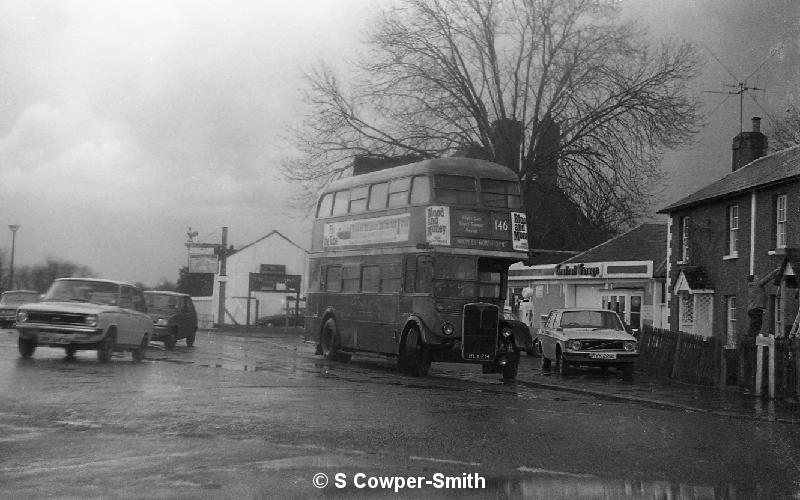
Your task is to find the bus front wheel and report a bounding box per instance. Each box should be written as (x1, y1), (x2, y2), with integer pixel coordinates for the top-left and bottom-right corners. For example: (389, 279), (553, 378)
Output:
(320, 318), (341, 361)
(398, 326), (430, 377)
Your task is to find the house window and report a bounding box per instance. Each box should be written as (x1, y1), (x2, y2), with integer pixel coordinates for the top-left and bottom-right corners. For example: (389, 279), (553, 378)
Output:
(776, 195), (787, 248)
(726, 296), (736, 347)
(726, 205), (739, 256)
(775, 292), (784, 337)
(678, 216), (690, 262)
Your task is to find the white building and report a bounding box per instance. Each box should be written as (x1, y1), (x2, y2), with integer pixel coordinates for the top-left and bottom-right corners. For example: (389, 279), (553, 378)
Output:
(209, 230), (309, 326)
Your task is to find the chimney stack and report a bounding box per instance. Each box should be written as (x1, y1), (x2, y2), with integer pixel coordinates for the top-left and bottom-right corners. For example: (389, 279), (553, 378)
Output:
(732, 117), (768, 171)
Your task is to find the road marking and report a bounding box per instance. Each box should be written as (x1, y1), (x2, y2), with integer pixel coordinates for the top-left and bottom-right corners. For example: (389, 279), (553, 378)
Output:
(409, 456), (482, 466)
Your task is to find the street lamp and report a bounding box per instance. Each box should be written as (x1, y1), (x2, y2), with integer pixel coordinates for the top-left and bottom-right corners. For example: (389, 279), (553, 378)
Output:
(8, 225), (19, 290)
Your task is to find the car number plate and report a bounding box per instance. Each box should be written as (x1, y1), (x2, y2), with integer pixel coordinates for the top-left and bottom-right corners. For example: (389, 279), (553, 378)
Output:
(39, 335), (69, 345)
(589, 353), (617, 360)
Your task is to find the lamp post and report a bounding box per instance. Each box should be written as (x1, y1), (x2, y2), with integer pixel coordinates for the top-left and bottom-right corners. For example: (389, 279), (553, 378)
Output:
(8, 225), (19, 290)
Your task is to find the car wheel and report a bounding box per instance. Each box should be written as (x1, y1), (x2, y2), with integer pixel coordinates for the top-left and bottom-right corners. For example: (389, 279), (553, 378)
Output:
(502, 348), (520, 380)
(398, 326), (430, 377)
(132, 335), (148, 362)
(65, 344), (77, 358)
(186, 328), (196, 347)
(164, 329), (177, 349)
(18, 337), (36, 358)
(97, 333), (115, 363)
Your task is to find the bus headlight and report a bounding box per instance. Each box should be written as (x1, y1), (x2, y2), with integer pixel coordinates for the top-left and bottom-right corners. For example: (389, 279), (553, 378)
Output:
(16, 310), (28, 323)
(501, 327), (512, 338)
(567, 340), (582, 351)
(442, 323), (454, 336)
(624, 341), (637, 352)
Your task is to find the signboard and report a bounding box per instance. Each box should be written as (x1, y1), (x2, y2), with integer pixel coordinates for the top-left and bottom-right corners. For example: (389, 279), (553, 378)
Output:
(323, 213), (410, 248)
(426, 206), (450, 246)
(186, 243), (219, 273)
(511, 212), (528, 252)
(249, 273), (301, 292)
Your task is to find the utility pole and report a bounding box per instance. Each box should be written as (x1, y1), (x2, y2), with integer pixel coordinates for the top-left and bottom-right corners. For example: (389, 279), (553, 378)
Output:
(217, 227), (228, 328)
(8, 225), (19, 290)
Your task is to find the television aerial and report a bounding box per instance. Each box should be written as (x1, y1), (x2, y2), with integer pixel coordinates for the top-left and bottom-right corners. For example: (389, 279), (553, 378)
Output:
(701, 43), (781, 134)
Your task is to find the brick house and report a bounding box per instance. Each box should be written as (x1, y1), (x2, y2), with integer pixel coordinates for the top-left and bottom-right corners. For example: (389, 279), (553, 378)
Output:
(659, 118), (800, 352)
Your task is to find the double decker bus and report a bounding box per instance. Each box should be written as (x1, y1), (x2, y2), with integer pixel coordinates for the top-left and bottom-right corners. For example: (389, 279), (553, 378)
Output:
(305, 157), (531, 379)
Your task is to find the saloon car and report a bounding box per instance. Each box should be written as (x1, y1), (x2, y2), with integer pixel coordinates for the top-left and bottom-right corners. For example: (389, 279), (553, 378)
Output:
(535, 308), (638, 378)
(144, 291), (198, 347)
(0, 290), (39, 328)
(15, 278), (153, 362)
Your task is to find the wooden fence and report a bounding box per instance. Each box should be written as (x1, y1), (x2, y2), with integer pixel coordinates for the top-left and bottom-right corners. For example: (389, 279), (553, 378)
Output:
(638, 324), (800, 398)
(637, 324), (718, 386)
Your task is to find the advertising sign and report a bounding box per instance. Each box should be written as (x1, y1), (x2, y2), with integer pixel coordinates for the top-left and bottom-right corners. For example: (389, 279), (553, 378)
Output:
(511, 212), (529, 252)
(186, 243), (219, 273)
(249, 273), (301, 292)
(425, 206), (450, 246)
(323, 213), (410, 248)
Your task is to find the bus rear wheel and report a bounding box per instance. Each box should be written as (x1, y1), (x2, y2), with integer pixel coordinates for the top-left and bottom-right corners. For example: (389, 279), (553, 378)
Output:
(398, 326), (430, 377)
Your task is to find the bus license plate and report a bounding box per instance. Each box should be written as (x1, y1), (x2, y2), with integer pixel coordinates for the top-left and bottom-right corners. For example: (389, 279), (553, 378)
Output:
(589, 353), (616, 360)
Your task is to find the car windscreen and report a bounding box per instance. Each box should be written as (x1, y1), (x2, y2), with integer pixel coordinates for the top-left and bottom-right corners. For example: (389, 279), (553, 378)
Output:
(559, 310), (624, 330)
(145, 294), (181, 312)
(44, 281), (120, 305)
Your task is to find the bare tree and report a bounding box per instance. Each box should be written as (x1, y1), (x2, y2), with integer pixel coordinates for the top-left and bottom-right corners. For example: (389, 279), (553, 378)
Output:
(14, 258), (94, 293)
(284, 0), (701, 234)
(769, 97), (800, 150)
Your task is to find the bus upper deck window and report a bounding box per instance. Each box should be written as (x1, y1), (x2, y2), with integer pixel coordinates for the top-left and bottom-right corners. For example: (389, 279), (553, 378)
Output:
(434, 175), (476, 205)
(369, 182), (388, 210)
(317, 193), (334, 217)
(350, 185), (369, 213)
(480, 179), (521, 209)
(332, 190), (349, 216)
(388, 177), (411, 207)
(410, 176), (430, 204)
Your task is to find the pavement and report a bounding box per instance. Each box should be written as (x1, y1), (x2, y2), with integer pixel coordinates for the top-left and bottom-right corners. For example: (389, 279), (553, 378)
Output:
(192, 326), (800, 425)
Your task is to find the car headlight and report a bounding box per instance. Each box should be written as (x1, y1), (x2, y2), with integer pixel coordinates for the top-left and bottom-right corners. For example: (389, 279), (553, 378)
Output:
(624, 341), (637, 352)
(567, 340), (582, 351)
(501, 327), (512, 338)
(16, 310), (28, 323)
(442, 322), (454, 336)
(85, 314), (98, 327)
(156, 318), (169, 327)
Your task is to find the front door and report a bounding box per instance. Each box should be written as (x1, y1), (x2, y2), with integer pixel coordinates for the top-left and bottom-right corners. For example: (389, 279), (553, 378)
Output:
(601, 294), (643, 330)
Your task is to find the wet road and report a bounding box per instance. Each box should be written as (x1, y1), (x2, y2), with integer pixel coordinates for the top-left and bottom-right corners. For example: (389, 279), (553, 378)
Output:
(1, 327), (798, 499)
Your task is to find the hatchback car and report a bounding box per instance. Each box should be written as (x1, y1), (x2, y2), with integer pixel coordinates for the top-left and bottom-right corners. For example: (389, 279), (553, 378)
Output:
(15, 278), (153, 362)
(535, 308), (638, 378)
(0, 290), (40, 328)
(144, 291), (198, 347)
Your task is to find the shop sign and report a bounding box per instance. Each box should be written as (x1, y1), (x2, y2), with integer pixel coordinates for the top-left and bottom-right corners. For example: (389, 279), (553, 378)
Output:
(323, 213), (410, 247)
(556, 263), (601, 277)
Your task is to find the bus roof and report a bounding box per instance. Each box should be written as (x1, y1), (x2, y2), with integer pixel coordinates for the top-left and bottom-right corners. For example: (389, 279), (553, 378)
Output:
(324, 157), (518, 194)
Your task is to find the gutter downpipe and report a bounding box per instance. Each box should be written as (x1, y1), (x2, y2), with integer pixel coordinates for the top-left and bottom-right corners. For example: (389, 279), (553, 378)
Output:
(750, 190), (756, 276)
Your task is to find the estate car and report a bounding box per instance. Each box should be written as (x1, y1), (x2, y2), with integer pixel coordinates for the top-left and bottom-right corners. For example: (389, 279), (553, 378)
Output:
(15, 278), (153, 362)
(535, 308), (638, 378)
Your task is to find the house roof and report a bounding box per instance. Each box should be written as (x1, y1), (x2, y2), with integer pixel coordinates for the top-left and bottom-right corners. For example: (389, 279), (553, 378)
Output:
(231, 230), (309, 256)
(562, 223), (667, 270)
(659, 144), (800, 213)
(675, 266), (712, 291)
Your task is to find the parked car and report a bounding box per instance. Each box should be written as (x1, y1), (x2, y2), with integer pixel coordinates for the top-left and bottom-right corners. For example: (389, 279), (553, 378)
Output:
(0, 290), (40, 328)
(15, 278), (153, 362)
(144, 291), (198, 347)
(257, 309), (305, 328)
(502, 307), (535, 356)
(535, 308), (638, 378)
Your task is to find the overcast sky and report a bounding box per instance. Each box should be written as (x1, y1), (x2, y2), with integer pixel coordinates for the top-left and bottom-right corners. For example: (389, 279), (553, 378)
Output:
(0, 0), (798, 286)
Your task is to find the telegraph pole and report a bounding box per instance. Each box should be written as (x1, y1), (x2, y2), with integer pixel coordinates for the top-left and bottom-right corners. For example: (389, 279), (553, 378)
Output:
(217, 226), (228, 328)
